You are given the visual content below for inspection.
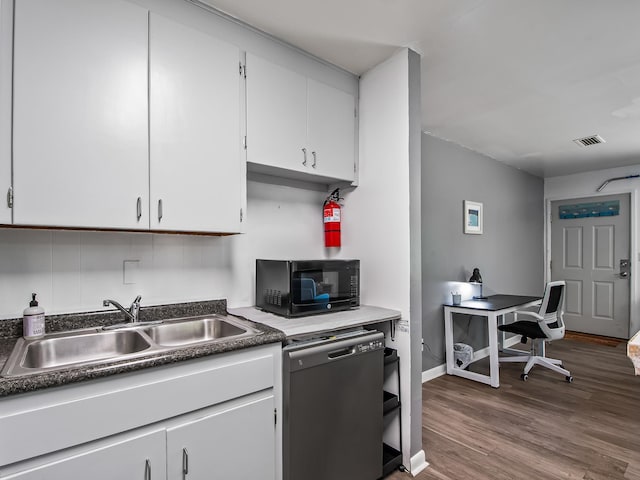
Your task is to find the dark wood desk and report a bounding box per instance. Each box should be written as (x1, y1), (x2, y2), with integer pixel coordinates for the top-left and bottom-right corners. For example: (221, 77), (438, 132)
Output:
(443, 294), (541, 387)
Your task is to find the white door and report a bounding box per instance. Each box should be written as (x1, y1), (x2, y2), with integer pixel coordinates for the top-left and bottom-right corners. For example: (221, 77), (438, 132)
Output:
(307, 78), (356, 182)
(149, 13), (242, 233)
(12, 0), (149, 229)
(0, 0), (11, 225)
(246, 53), (308, 173)
(2, 429), (165, 480)
(551, 194), (630, 338)
(166, 395), (275, 480)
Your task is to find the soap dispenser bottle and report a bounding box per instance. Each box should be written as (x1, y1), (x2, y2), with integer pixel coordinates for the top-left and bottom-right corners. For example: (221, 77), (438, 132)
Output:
(23, 293), (45, 339)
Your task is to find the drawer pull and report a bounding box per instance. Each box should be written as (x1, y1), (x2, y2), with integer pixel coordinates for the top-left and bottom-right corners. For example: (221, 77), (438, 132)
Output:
(301, 147), (307, 166)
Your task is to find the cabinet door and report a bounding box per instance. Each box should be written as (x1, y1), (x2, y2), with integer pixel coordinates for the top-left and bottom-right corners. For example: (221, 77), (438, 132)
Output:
(150, 14), (242, 233)
(0, 0), (11, 224)
(2, 429), (165, 480)
(12, 0), (149, 229)
(307, 79), (356, 182)
(167, 395), (275, 480)
(246, 53), (308, 173)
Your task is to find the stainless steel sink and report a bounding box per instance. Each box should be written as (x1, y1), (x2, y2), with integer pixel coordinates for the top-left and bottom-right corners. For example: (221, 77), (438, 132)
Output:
(21, 330), (152, 369)
(143, 316), (258, 347)
(1, 314), (262, 377)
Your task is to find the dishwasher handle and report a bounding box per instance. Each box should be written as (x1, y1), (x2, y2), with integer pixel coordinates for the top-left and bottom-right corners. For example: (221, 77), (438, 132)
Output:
(327, 346), (355, 359)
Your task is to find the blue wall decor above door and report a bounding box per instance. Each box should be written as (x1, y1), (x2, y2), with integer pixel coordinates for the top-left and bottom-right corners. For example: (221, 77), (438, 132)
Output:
(558, 200), (620, 219)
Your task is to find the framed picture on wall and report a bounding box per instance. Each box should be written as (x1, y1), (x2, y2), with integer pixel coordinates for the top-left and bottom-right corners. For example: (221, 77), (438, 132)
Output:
(464, 200), (483, 234)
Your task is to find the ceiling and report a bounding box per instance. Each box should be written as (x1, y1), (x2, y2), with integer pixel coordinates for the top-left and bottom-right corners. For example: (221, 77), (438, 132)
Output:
(201, 0), (640, 178)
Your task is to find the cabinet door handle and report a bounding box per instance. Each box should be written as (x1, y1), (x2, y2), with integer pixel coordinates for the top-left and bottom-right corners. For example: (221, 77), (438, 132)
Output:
(301, 147), (307, 166)
(145, 459), (151, 480)
(182, 448), (189, 477)
(311, 151), (317, 168)
(136, 197), (142, 221)
(158, 199), (163, 222)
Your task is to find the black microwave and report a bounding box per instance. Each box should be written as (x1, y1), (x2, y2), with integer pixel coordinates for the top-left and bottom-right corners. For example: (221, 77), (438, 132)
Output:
(256, 259), (360, 317)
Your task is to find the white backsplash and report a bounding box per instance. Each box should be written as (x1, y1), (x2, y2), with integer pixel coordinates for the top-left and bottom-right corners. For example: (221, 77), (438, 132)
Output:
(0, 228), (234, 319)
(0, 179), (331, 320)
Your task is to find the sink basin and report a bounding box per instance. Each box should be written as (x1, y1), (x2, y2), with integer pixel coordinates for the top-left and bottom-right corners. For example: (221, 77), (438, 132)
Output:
(143, 317), (255, 347)
(1, 314), (262, 378)
(21, 330), (152, 369)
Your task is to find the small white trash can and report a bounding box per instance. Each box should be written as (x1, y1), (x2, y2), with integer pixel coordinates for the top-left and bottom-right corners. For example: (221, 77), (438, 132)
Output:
(453, 343), (474, 369)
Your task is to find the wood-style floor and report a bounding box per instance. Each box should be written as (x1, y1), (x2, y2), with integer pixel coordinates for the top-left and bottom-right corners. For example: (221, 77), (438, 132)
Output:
(388, 337), (640, 480)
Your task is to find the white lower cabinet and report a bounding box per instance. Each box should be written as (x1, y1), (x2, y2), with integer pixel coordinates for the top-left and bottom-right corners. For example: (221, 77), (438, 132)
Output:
(0, 344), (280, 480)
(167, 395), (275, 480)
(3, 395), (276, 480)
(1, 429), (166, 480)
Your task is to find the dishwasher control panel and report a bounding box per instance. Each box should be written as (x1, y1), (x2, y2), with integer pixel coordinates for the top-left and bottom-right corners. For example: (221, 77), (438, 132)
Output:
(357, 338), (384, 353)
(285, 331), (385, 373)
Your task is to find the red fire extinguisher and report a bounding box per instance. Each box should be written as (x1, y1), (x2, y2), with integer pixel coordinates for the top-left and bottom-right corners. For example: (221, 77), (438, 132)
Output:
(323, 188), (341, 247)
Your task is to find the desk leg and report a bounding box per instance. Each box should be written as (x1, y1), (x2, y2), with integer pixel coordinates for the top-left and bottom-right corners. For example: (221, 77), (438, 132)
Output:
(444, 307), (455, 375)
(498, 313), (505, 351)
(487, 312), (500, 388)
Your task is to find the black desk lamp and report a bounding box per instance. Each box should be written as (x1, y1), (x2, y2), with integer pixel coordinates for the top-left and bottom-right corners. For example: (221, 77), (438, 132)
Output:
(469, 267), (487, 300)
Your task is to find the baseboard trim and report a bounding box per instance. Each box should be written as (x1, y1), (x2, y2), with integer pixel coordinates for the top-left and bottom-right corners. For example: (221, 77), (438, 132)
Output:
(422, 337), (521, 383)
(422, 364), (446, 383)
(410, 449), (429, 476)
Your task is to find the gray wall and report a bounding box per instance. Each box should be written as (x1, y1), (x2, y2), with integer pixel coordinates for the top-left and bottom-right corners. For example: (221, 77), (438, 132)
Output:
(421, 134), (544, 371)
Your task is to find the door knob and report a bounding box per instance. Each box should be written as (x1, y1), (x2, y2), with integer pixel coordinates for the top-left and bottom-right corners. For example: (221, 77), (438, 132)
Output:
(619, 259), (630, 279)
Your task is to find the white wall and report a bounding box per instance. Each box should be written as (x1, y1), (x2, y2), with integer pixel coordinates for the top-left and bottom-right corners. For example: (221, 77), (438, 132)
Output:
(227, 175), (330, 308)
(545, 164), (640, 336)
(342, 48), (426, 475)
(422, 134), (544, 371)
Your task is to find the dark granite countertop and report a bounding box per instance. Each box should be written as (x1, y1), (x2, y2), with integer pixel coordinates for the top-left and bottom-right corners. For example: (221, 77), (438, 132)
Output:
(0, 300), (286, 397)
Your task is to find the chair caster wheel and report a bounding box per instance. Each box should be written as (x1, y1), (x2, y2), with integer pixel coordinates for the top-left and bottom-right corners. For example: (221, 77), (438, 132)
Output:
(520, 373), (528, 381)
(566, 375), (573, 383)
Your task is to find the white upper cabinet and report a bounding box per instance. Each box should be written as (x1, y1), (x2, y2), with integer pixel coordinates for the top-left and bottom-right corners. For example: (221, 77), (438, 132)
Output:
(246, 53), (308, 174)
(307, 78), (356, 182)
(0, 0), (12, 225)
(12, 0), (149, 229)
(150, 13), (242, 233)
(246, 53), (356, 183)
(7, 0), (357, 232)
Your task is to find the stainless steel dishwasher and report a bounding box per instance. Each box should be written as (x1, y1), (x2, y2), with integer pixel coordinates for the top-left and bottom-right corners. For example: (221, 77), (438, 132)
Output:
(283, 330), (384, 480)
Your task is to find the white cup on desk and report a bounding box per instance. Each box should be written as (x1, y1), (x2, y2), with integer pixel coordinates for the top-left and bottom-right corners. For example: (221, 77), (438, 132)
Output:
(452, 293), (461, 305)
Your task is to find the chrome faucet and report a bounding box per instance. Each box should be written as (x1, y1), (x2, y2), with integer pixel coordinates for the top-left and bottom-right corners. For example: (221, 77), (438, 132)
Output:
(103, 295), (142, 323)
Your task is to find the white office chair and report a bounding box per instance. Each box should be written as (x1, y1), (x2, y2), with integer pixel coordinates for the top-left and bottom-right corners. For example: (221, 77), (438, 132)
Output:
(498, 280), (573, 382)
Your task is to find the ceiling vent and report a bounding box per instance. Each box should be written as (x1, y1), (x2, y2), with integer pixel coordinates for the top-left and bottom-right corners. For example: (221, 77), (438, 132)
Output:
(573, 134), (606, 147)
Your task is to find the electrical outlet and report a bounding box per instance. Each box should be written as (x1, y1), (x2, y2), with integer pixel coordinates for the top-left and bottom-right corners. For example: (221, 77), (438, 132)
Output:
(123, 260), (140, 285)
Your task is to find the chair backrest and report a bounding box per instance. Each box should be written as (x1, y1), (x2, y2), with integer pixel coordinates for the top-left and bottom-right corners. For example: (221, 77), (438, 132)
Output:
(537, 280), (566, 341)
